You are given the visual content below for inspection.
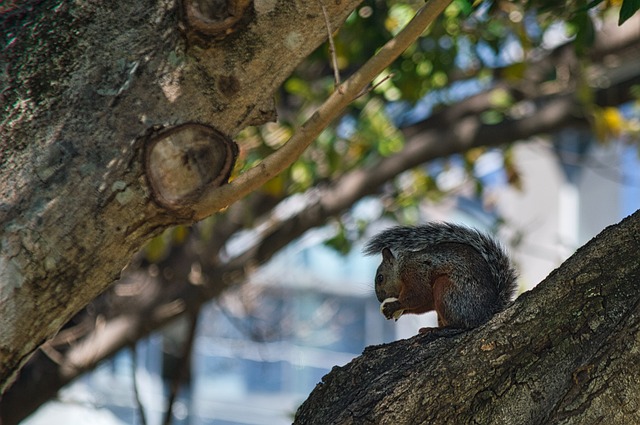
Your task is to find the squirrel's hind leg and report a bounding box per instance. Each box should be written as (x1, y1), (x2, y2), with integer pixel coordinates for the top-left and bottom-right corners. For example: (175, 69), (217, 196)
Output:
(416, 315), (445, 333)
(418, 315), (466, 337)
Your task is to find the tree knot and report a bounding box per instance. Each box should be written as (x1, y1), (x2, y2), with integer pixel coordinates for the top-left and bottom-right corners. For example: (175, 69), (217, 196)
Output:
(182, 0), (252, 38)
(144, 123), (238, 211)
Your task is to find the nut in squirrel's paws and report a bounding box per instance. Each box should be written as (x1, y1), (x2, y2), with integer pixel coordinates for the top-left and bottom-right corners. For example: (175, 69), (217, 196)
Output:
(380, 297), (404, 321)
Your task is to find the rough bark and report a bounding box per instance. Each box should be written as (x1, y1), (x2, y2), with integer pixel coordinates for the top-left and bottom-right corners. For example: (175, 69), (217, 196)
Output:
(294, 210), (640, 424)
(0, 0), (363, 391)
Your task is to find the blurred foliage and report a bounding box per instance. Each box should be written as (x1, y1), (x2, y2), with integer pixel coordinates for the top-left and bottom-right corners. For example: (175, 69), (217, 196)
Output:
(145, 225), (189, 263)
(238, 1), (638, 191)
(145, 0), (640, 262)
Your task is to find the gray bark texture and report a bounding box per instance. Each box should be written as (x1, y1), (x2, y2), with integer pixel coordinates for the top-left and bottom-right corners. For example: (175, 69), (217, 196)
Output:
(295, 210), (640, 425)
(0, 0), (361, 391)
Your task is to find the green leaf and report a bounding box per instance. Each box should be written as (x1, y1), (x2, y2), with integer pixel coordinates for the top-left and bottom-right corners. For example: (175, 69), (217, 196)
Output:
(453, 0), (473, 17)
(324, 221), (351, 255)
(568, 11), (595, 54)
(619, 0), (640, 25)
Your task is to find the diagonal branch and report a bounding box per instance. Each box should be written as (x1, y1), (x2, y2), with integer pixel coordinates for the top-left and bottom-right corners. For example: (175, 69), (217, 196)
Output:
(294, 211), (640, 424)
(227, 64), (640, 267)
(193, 0), (454, 219)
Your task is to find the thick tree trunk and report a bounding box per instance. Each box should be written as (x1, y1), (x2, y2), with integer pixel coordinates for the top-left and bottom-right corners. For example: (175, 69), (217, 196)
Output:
(0, 0), (361, 391)
(294, 210), (640, 424)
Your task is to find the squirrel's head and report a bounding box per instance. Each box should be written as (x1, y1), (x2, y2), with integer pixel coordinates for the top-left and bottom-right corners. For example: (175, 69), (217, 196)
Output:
(374, 247), (398, 302)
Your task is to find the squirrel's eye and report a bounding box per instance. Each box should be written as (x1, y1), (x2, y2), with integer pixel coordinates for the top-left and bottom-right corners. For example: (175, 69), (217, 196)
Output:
(375, 274), (384, 285)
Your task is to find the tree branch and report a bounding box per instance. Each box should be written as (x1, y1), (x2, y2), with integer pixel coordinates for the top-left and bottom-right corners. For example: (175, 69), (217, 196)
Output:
(294, 211), (640, 424)
(161, 310), (199, 425)
(193, 0), (454, 219)
(130, 344), (148, 425)
(228, 74), (636, 268)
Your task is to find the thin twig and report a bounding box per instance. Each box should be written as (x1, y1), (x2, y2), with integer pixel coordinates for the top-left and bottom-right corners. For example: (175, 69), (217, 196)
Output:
(48, 320), (93, 347)
(355, 72), (396, 99)
(39, 343), (66, 366)
(215, 299), (268, 343)
(130, 344), (148, 425)
(194, 0), (455, 220)
(161, 309), (200, 425)
(317, 0), (342, 90)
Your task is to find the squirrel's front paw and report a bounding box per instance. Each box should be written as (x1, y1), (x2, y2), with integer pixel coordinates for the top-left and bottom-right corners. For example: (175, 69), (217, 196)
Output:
(380, 297), (404, 321)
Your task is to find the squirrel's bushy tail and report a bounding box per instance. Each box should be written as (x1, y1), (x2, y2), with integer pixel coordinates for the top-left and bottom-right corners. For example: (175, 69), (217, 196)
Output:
(364, 222), (517, 306)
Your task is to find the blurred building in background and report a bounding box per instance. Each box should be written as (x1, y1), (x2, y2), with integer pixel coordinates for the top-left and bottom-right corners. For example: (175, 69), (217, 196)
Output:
(496, 129), (640, 289)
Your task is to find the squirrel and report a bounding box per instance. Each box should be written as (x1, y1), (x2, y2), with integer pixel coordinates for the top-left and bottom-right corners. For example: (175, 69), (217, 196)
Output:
(364, 222), (517, 332)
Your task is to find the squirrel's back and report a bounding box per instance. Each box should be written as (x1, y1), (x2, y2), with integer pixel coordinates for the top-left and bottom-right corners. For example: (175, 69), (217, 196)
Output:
(364, 222), (517, 307)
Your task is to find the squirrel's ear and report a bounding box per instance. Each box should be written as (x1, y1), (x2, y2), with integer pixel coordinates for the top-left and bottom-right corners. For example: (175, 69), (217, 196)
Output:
(381, 247), (395, 262)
